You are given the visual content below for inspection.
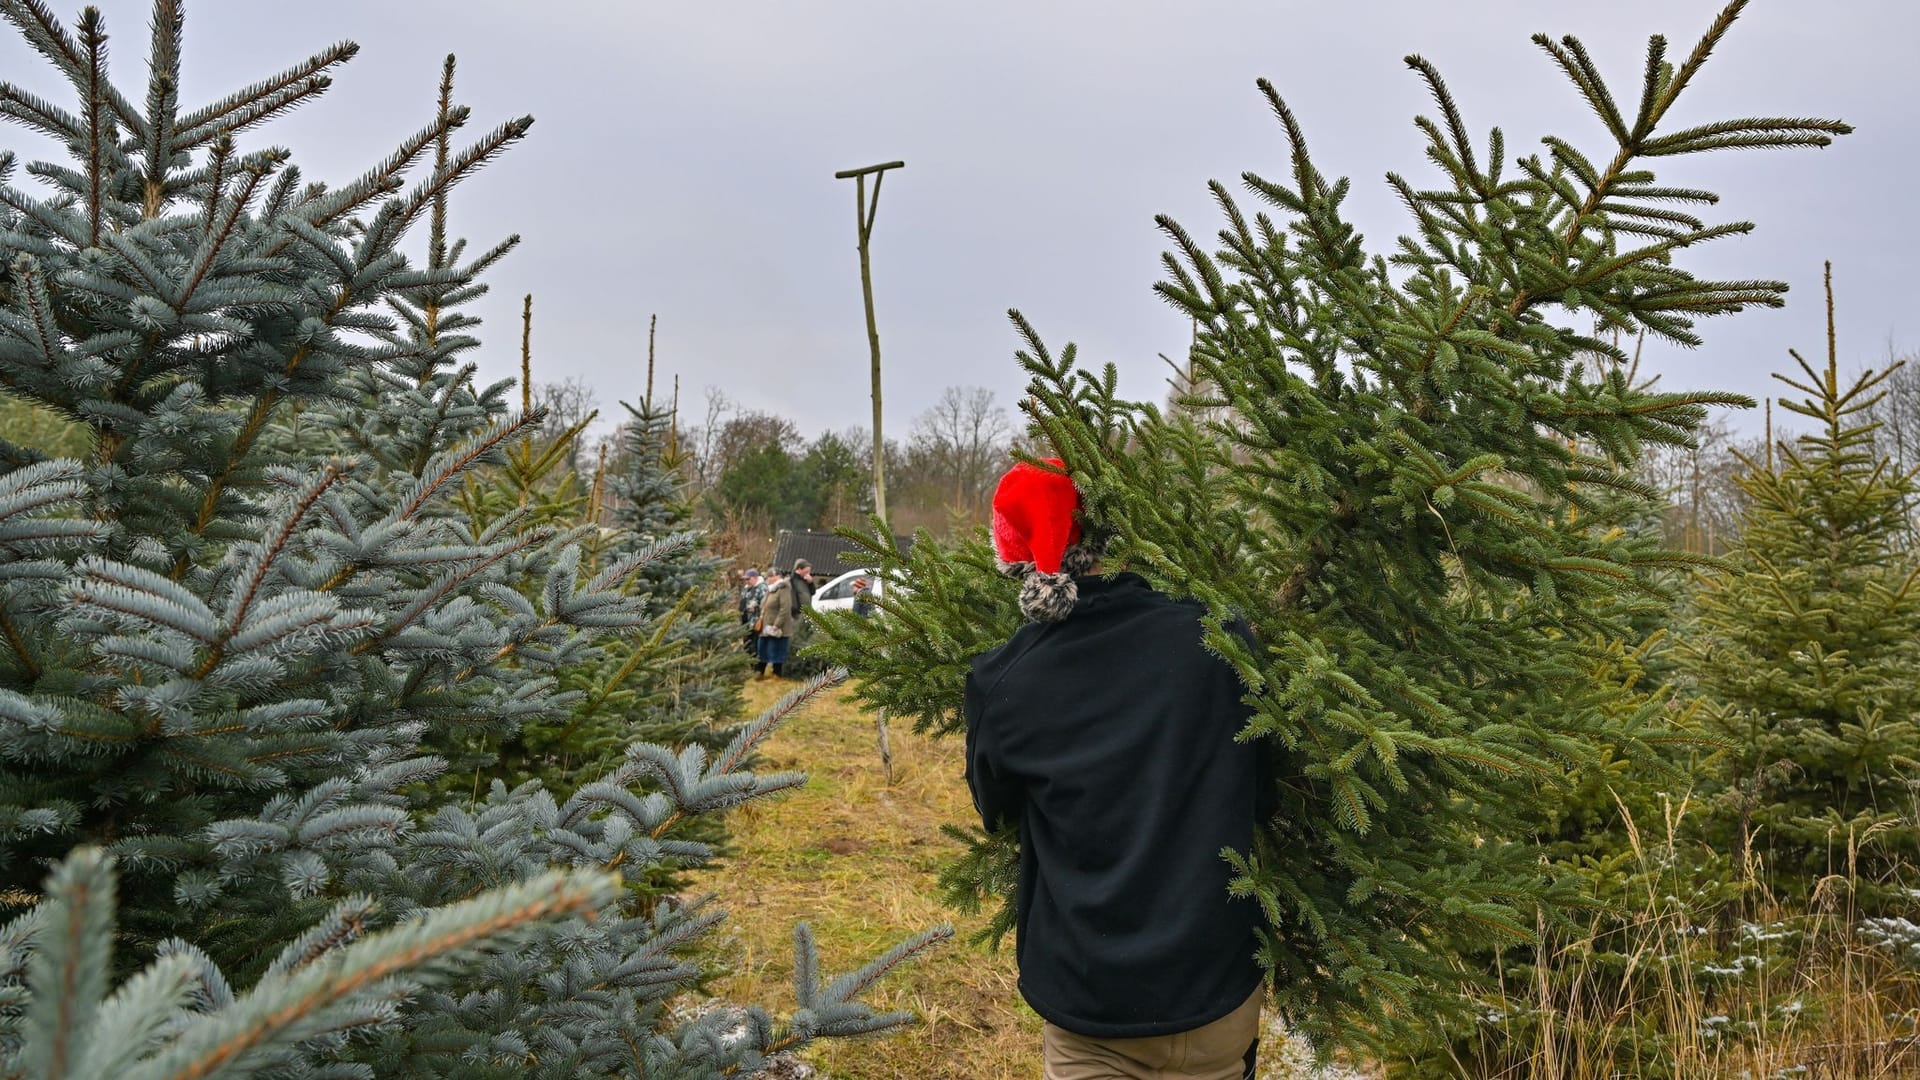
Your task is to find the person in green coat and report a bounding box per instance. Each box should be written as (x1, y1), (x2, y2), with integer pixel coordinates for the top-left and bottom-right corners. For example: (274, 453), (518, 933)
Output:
(754, 559), (817, 679)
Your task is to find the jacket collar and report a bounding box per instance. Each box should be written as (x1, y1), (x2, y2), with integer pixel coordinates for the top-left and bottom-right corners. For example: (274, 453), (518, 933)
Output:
(1071, 571), (1153, 610)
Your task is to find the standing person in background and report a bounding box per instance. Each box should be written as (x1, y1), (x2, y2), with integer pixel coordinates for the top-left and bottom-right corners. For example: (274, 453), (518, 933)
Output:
(789, 559), (817, 614)
(755, 568), (793, 680)
(965, 459), (1272, 1080)
(755, 560), (819, 680)
(738, 568), (765, 655)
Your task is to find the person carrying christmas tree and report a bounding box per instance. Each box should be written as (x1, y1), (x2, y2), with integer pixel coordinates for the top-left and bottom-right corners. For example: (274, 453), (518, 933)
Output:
(965, 459), (1272, 1080)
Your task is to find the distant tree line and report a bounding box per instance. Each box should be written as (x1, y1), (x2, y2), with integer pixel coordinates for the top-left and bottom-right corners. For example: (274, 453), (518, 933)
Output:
(662, 384), (1027, 555)
(19, 351), (1918, 564)
(442, 379), (1025, 566)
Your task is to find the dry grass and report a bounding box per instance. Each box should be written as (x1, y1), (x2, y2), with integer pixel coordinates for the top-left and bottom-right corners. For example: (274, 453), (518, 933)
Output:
(694, 677), (1367, 1079)
(1460, 799), (1920, 1080)
(693, 677), (1920, 1079)
(695, 677), (1043, 1079)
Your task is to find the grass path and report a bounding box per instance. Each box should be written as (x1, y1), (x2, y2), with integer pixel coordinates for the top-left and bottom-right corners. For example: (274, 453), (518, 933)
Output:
(697, 676), (1365, 1079)
(697, 676), (1041, 1079)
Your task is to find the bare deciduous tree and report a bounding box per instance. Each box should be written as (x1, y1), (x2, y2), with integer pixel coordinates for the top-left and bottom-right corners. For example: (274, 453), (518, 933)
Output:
(532, 376), (600, 474)
(712, 411), (802, 473)
(1864, 346), (1920, 546)
(907, 386), (1013, 516)
(682, 387), (736, 493)
(1640, 418), (1763, 554)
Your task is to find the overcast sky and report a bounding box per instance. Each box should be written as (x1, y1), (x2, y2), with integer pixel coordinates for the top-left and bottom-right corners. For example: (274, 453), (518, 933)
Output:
(3, 1), (1912, 442)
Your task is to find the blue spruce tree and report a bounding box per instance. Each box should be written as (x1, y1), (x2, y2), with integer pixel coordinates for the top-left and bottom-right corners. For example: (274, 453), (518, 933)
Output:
(0, 2), (941, 1075)
(601, 375), (747, 756)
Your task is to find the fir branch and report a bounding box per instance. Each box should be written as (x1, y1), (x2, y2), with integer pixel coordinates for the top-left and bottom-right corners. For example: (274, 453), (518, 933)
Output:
(390, 411), (544, 526)
(1403, 54), (1478, 179)
(172, 40), (358, 149)
(19, 848), (113, 1080)
(273, 107), (468, 250)
(0, 0), (143, 137)
(0, 604), (39, 678)
(68, 556), (221, 644)
(139, 0), (183, 216)
(175, 149), (284, 312)
(1640, 116), (1852, 157)
(351, 528), (550, 654)
(4, 254), (65, 370)
(554, 586), (698, 732)
(199, 135), (231, 242)
(816, 924), (953, 1007)
(1547, 33), (1630, 145)
(428, 54), (456, 274)
(1633, 33), (1669, 138)
(363, 115), (534, 255)
(129, 869), (616, 1080)
(262, 896), (375, 976)
(77, 6), (108, 249)
(174, 75), (331, 152)
(636, 672), (843, 843)
(717, 669), (845, 777)
(193, 463), (349, 679)
(1644, 0), (1746, 134)
(178, 282), (364, 565)
(0, 80), (84, 141)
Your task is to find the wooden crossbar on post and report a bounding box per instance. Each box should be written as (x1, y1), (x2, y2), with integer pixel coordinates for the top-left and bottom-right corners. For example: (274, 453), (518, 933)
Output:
(832, 160), (905, 181)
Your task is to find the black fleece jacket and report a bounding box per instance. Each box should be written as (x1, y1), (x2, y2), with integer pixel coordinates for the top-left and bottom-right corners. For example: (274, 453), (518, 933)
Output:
(963, 572), (1269, 1038)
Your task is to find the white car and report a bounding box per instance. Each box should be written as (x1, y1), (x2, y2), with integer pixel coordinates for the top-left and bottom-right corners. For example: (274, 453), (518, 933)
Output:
(809, 567), (905, 615)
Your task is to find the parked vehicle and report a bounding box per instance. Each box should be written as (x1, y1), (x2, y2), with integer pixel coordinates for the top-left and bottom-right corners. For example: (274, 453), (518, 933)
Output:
(810, 567), (906, 615)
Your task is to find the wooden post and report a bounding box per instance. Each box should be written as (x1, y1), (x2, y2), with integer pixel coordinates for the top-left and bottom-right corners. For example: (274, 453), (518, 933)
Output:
(835, 162), (905, 787)
(520, 294), (533, 418)
(834, 160), (905, 532)
(1765, 398), (1775, 474)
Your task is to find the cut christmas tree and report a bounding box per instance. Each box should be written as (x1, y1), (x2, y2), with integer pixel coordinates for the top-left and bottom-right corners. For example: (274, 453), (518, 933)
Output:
(819, 0), (1849, 1050)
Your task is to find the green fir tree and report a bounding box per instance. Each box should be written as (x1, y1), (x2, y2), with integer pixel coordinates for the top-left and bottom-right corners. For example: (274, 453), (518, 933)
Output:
(1681, 264), (1920, 918)
(486, 390), (749, 800)
(820, 0), (1847, 1050)
(452, 295), (600, 537)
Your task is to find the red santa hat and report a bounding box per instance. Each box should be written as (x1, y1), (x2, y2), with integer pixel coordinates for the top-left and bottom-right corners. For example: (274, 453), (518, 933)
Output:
(991, 458), (1097, 622)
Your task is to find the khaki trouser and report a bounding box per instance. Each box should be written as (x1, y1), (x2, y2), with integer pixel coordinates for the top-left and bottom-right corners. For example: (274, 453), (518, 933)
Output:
(1041, 987), (1264, 1080)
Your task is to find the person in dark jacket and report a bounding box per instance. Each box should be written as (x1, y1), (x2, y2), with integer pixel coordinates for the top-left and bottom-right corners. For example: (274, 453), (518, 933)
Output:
(789, 558), (817, 611)
(964, 459), (1271, 1080)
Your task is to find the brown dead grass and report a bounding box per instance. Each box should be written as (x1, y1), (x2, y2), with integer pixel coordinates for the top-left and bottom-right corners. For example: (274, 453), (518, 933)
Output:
(695, 677), (1043, 1079)
(691, 678), (1920, 1080)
